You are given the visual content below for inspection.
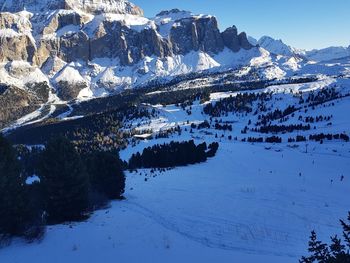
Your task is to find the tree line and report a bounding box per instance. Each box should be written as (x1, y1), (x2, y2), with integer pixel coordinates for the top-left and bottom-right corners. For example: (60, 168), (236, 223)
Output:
(243, 136), (282, 143)
(252, 124), (311, 134)
(299, 115), (333, 123)
(256, 105), (299, 126)
(203, 92), (272, 117)
(309, 133), (349, 143)
(301, 87), (340, 107)
(0, 135), (125, 244)
(129, 140), (219, 169)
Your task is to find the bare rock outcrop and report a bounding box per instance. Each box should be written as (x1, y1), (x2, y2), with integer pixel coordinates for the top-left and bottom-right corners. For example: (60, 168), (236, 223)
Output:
(0, 84), (43, 128)
(170, 16), (224, 55)
(0, 12), (36, 63)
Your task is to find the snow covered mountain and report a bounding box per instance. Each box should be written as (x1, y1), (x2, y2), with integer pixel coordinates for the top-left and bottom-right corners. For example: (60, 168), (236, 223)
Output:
(2, 64), (350, 263)
(0, 1), (258, 128)
(247, 36), (258, 46)
(0, 0), (144, 15)
(304, 46), (350, 62)
(255, 35), (350, 63)
(257, 36), (297, 57)
(0, 0), (349, 129)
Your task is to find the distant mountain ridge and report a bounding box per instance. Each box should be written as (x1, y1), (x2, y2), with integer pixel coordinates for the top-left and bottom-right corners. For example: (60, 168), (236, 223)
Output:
(304, 46), (350, 62)
(0, 0), (349, 129)
(249, 35), (350, 62)
(257, 36), (295, 57)
(0, 0), (144, 15)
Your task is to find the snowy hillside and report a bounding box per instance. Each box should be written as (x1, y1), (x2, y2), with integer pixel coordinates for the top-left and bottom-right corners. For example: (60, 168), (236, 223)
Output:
(1, 76), (350, 263)
(305, 46), (350, 62)
(1, 0), (350, 262)
(258, 36), (295, 57)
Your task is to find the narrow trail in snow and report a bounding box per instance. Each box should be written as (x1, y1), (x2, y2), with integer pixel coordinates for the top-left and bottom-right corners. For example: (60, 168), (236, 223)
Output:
(123, 199), (299, 258)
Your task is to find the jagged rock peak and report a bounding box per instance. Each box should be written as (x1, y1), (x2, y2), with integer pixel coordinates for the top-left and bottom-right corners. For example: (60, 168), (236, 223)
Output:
(258, 36), (294, 56)
(65, 0), (144, 15)
(156, 9), (189, 17)
(0, 0), (144, 15)
(222, 26), (253, 52)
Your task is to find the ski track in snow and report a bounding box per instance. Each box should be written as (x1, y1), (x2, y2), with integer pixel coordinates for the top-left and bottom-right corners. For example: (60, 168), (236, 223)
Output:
(123, 199), (298, 258)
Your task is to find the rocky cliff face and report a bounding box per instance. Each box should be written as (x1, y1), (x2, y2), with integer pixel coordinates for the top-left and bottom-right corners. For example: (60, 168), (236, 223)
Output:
(0, 0), (143, 15)
(0, 12), (36, 63)
(170, 16), (224, 54)
(0, 1), (254, 128)
(0, 2), (252, 66)
(0, 83), (48, 129)
(222, 26), (253, 52)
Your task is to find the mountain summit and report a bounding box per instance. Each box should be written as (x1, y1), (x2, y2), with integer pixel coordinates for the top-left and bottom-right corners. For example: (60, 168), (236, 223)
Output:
(257, 36), (295, 57)
(0, 0), (144, 15)
(0, 0), (348, 129)
(0, 0), (256, 127)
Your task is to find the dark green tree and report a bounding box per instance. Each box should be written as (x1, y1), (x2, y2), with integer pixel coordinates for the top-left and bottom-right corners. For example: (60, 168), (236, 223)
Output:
(301, 213), (350, 263)
(340, 213), (350, 249)
(85, 151), (125, 201)
(0, 135), (27, 236)
(38, 137), (89, 224)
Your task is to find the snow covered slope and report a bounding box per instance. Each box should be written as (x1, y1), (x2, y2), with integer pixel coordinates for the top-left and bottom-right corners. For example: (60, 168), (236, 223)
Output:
(3, 141), (349, 263)
(1, 77), (350, 263)
(305, 46), (350, 62)
(0, 0), (144, 15)
(247, 36), (258, 46)
(258, 36), (295, 57)
(257, 35), (350, 63)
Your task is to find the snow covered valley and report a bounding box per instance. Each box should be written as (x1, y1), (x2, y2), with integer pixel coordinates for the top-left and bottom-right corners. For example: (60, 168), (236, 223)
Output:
(1, 76), (350, 263)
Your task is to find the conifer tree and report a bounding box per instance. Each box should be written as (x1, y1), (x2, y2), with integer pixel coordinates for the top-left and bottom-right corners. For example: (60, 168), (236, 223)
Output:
(86, 151), (125, 201)
(329, 235), (346, 259)
(38, 137), (89, 223)
(340, 213), (350, 249)
(300, 213), (350, 263)
(300, 231), (330, 263)
(0, 135), (28, 236)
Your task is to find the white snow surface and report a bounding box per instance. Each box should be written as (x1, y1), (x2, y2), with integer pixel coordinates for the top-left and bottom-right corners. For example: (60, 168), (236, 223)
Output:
(247, 36), (258, 46)
(0, 0), (142, 15)
(2, 77), (350, 262)
(0, 3), (349, 105)
(258, 36), (295, 57)
(305, 46), (350, 62)
(153, 9), (194, 37)
(54, 65), (86, 84)
(25, 175), (40, 185)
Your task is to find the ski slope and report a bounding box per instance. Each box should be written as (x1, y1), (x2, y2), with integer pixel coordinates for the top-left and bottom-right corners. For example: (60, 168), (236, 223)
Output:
(1, 78), (350, 263)
(1, 140), (349, 263)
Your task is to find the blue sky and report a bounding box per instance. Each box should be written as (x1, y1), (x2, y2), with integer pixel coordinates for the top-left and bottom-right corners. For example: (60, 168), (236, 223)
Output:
(132, 0), (350, 50)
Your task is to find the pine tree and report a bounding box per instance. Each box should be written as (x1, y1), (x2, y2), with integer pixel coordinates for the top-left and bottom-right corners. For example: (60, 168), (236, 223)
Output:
(0, 135), (27, 237)
(309, 231), (330, 263)
(340, 213), (350, 250)
(300, 231), (330, 263)
(0, 134), (25, 235)
(86, 151), (125, 201)
(300, 216), (350, 263)
(329, 235), (346, 261)
(0, 135), (45, 242)
(38, 137), (89, 224)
